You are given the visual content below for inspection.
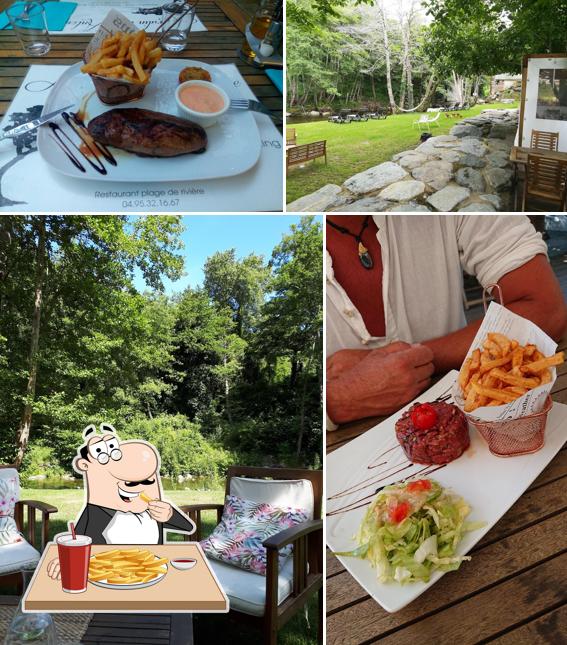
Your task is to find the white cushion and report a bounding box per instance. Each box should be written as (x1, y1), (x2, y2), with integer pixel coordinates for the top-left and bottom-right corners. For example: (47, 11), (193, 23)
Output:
(229, 477), (314, 520)
(0, 468), (19, 484)
(0, 539), (40, 575)
(209, 555), (294, 617)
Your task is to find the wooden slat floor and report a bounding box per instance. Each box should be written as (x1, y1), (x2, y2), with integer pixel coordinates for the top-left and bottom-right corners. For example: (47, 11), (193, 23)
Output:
(326, 250), (567, 644)
(82, 613), (193, 644)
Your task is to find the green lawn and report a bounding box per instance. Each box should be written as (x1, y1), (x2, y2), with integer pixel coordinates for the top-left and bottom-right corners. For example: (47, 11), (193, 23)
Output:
(10, 488), (318, 645)
(286, 102), (519, 205)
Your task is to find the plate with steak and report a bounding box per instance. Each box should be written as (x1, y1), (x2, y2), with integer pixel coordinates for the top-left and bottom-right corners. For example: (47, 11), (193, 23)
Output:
(37, 60), (262, 182)
(395, 401), (470, 464)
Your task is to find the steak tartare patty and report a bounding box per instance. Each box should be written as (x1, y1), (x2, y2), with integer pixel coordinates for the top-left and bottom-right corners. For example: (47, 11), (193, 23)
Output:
(395, 402), (470, 465)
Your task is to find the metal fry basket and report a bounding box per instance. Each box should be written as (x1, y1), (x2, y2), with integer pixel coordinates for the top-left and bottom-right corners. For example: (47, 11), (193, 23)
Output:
(468, 395), (553, 457)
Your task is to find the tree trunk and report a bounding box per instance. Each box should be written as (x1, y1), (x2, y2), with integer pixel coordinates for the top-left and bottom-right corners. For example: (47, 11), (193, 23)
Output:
(223, 355), (233, 423)
(406, 59), (414, 109)
(378, 4), (397, 112)
(296, 362), (307, 460)
(15, 218), (46, 468)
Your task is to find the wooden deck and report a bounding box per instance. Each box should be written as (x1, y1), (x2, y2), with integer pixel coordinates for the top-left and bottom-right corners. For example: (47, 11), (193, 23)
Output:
(82, 613), (193, 644)
(0, 0), (282, 125)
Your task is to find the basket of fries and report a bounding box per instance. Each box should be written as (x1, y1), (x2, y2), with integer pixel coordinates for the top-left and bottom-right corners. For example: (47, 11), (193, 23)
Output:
(452, 292), (564, 457)
(81, 10), (163, 105)
(468, 395), (552, 457)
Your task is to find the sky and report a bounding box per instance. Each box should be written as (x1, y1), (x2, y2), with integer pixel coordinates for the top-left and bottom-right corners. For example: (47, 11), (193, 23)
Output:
(133, 215), (320, 294)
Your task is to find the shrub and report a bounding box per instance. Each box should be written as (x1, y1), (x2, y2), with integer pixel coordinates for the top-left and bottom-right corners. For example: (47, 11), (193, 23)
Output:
(120, 415), (234, 479)
(20, 443), (65, 479)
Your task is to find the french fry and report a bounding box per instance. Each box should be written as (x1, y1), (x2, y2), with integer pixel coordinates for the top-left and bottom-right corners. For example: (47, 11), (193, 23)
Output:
(520, 352), (565, 374)
(470, 348), (481, 371)
(464, 376), (479, 412)
(82, 30), (162, 83)
(479, 354), (512, 375)
(471, 382), (517, 404)
(503, 386), (528, 395)
(458, 357), (472, 390)
(488, 332), (511, 356)
(483, 339), (501, 357)
(489, 368), (540, 389)
(459, 333), (563, 412)
(88, 548), (168, 585)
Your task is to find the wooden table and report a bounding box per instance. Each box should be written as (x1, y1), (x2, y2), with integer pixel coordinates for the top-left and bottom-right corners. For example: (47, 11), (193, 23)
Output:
(0, 0), (282, 126)
(326, 337), (567, 644)
(510, 146), (567, 165)
(24, 543), (228, 612)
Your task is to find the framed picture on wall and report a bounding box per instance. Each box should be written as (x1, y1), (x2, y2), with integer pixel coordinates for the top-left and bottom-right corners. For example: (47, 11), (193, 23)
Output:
(518, 54), (567, 151)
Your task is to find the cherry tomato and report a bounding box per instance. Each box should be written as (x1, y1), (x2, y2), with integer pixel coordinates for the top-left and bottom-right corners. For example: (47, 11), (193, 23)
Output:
(406, 479), (432, 493)
(388, 501), (410, 524)
(410, 403), (438, 431)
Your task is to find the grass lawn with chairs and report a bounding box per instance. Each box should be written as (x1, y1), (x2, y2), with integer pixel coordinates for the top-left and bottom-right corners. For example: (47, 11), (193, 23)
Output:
(286, 102), (519, 205)
(18, 487), (318, 645)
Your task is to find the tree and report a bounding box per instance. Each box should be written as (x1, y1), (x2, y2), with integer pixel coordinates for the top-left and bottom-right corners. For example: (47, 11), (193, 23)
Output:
(0, 215), (184, 466)
(204, 250), (269, 338)
(424, 0), (567, 77)
(171, 288), (246, 425)
(256, 217), (323, 458)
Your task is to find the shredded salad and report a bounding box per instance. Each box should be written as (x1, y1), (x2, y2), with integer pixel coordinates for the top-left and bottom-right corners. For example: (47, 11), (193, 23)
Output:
(336, 479), (484, 584)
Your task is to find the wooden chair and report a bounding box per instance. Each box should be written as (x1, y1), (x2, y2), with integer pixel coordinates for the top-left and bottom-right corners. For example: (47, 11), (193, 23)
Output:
(286, 141), (327, 173)
(521, 154), (567, 211)
(286, 128), (297, 147)
(0, 465), (57, 594)
(181, 466), (323, 645)
(530, 129), (559, 151)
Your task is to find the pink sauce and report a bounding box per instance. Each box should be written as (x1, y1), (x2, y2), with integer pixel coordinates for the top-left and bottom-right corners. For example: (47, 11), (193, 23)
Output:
(179, 85), (224, 113)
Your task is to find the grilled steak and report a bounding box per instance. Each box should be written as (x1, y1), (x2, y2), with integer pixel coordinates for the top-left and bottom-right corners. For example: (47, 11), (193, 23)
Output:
(395, 402), (470, 465)
(87, 108), (207, 157)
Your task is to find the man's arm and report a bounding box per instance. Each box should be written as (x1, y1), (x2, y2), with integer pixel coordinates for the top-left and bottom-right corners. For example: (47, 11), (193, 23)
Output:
(164, 507), (196, 535)
(424, 255), (567, 372)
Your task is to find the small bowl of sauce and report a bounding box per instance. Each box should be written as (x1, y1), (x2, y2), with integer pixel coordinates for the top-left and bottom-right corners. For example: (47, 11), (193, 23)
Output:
(171, 557), (197, 571)
(175, 80), (229, 128)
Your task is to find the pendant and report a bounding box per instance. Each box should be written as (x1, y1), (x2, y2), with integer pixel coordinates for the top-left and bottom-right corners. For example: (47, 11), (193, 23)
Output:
(358, 242), (373, 269)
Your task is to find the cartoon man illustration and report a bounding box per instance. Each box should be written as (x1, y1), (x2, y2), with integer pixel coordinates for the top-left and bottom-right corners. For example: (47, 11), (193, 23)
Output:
(48, 423), (195, 579)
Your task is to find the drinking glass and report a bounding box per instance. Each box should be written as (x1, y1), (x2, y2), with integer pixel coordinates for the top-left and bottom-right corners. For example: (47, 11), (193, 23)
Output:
(159, 1), (196, 53)
(3, 568), (58, 644)
(6, 2), (51, 57)
(56, 533), (91, 593)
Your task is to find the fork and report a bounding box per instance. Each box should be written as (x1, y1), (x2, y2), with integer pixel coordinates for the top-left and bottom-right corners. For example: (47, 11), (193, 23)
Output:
(229, 99), (281, 123)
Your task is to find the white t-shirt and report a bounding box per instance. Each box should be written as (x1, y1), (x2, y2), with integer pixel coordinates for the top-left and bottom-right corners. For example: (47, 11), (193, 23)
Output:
(326, 214), (547, 357)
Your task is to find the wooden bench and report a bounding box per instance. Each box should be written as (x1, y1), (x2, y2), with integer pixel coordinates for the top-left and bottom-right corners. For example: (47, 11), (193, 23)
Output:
(286, 127), (297, 147)
(286, 141), (327, 172)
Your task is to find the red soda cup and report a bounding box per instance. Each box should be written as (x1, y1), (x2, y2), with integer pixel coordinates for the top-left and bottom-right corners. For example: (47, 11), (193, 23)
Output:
(56, 533), (92, 593)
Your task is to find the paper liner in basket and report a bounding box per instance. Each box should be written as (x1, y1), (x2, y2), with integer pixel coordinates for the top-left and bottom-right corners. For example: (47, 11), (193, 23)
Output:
(83, 10), (150, 104)
(451, 302), (557, 421)
(84, 10), (139, 67)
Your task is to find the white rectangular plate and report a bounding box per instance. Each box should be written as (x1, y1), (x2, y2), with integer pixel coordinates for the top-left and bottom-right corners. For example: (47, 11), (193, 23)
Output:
(326, 371), (567, 613)
(37, 59), (261, 182)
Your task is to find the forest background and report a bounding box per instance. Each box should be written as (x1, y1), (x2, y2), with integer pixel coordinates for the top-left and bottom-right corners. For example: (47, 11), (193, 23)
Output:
(287, 0), (567, 113)
(0, 215), (323, 487)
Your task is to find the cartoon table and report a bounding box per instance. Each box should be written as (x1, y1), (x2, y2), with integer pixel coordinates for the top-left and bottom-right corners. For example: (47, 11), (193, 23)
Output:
(23, 543), (228, 612)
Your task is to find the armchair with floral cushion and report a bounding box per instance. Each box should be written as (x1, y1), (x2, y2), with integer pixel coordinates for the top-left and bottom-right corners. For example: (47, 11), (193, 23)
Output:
(0, 466), (57, 594)
(181, 465), (323, 645)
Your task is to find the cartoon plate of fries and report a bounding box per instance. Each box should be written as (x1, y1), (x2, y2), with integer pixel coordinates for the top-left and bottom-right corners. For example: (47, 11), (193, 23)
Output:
(88, 548), (169, 589)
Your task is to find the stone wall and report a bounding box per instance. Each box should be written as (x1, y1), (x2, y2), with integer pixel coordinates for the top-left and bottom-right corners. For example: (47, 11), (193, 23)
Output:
(287, 109), (518, 213)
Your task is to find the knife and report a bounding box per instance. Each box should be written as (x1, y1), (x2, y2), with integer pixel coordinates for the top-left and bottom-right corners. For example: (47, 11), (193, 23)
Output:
(0, 104), (75, 142)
